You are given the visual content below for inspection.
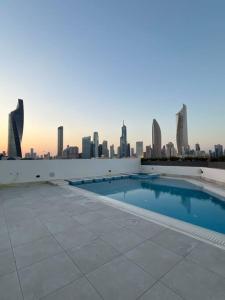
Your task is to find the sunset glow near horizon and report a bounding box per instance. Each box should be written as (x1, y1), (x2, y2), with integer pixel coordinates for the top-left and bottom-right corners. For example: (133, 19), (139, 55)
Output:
(1, 0), (225, 156)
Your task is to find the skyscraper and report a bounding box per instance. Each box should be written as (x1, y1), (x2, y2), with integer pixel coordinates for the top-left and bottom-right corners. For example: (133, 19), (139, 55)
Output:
(57, 126), (63, 158)
(8, 99), (24, 158)
(93, 132), (99, 158)
(152, 119), (161, 158)
(176, 104), (188, 155)
(195, 143), (200, 152)
(63, 145), (79, 159)
(98, 144), (103, 157)
(127, 143), (131, 157)
(136, 141), (143, 158)
(161, 145), (166, 158)
(145, 145), (152, 159)
(110, 144), (115, 158)
(214, 144), (223, 159)
(195, 143), (200, 156)
(82, 136), (91, 159)
(102, 140), (109, 158)
(90, 141), (94, 158)
(120, 121), (128, 158)
(166, 142), (177, 158)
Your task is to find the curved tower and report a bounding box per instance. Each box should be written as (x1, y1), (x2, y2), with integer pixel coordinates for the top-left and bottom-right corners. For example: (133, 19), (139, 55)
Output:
(8, 99), (24, 158)
(152, 119), (161, 158)
(176, 104), (188, 155)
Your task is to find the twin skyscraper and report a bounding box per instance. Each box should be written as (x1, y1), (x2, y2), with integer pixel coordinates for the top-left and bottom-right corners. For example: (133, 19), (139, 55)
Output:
(152, 104), (189, 158)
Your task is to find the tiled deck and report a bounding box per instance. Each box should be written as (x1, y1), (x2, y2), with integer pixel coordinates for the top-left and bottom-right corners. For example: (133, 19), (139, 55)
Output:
(1, 183), (225, 299)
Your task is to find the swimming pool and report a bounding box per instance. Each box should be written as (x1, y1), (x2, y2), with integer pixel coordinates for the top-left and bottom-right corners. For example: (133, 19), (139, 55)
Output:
(71, 177), (225, 234)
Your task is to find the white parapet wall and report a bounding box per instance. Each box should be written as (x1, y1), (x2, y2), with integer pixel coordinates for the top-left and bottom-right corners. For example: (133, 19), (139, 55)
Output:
(141, 164), (225, 184)
(141, 165), (201, 177)
(1, 159), (225, 186)
(201, 167), (225, 184)
(0, 158), (141, 185)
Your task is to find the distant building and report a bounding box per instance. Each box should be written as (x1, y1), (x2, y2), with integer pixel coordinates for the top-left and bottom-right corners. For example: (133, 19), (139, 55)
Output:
(120, 121), (128, 158)
(25, 153), (31, 159)
(214, 144), (223, 159)
(30, 148), (37, 159)
(30, 148), (34, 159)
(93, 132), (99, 158)
(117, 146), (120, 158)
(166, 142), (177, 158)
(195, 143), (200, 152)
(127, 143), (130, 157)
(63, 145), (79, 159)
(145, 145), (152, 159)
(57, 126), (63, 158)
(98, 144), (103, 157)
(102, 140), (109, 158)
(209, 150), (213, 159)
(195, 143), (201, 157)
(136, 141), (143, 158)
(161, 145), (166, 158)
(198, 151), (206, 158)
(176, 104), (189, 155)
(131, 148), (135, 157)
(90, 141), (94, 158)
(44, 152), (51, 159)
(8, 99), (24, 158)
(82, 136), (91, 159)
(110, 144), (115, 158)
(152, 119), (161, 158)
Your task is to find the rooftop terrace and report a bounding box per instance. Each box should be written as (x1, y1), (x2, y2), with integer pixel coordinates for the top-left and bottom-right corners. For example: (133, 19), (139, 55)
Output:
(1, 182), (225, 300)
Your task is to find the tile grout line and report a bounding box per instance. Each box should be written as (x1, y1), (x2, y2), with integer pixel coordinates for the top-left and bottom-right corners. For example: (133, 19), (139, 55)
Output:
(54, 185), (200, 300)
(24, 211), (87, 300)
(83, 273), (105, 300)
(3, 183), (225, 300)
(38, 276), (86, 300)
(3, 205), (25, 300)
(134, 255), (186, 300)
(43, 229), (107, 300)
(181, 255), (225, 281)
(39, 214), (117, 300)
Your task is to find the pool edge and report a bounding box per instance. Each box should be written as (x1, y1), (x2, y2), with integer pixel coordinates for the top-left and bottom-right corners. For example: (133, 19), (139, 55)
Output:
(61, 181), (225, 251)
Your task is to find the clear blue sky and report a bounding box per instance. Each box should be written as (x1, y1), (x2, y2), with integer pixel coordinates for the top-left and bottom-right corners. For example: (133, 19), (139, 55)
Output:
(0, 0), (225, 155)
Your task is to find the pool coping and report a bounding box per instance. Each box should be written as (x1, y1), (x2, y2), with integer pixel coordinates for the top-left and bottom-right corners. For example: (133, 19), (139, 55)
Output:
(163, 175), (225, 202)
(59, 176), (225, 251)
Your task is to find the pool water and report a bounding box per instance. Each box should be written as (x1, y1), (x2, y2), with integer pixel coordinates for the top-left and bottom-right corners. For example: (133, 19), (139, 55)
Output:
(75, 177), (225, 234)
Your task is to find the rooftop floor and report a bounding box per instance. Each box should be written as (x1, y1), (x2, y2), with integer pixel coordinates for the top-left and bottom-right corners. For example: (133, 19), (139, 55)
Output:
(1, 182), (225, 300)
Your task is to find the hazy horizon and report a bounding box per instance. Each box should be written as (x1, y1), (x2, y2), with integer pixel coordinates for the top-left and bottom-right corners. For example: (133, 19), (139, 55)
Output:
(1, 0), (225, 155)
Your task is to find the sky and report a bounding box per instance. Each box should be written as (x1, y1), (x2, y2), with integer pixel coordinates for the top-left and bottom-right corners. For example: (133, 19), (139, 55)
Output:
(0, 0), (225, 156)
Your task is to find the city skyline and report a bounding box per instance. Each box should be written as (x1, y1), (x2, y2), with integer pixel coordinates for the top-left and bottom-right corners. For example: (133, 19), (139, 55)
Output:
(1, 1), (225, 154)
(1, 99), (225, 157)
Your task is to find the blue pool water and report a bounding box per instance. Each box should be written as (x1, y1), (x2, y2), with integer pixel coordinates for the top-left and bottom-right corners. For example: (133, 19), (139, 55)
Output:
(73, 177), (225, 234)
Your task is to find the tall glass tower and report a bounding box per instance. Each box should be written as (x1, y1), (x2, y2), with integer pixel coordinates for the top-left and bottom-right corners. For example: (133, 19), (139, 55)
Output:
(93, 132), (99, 158)
(57, 126), (63, 158)
(120, 121), (128, 158)
(8, 99), (24, 158)
(152, 119), (161, 158)
(82, 136), (91, 159)
(176, 104), (188, 155)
